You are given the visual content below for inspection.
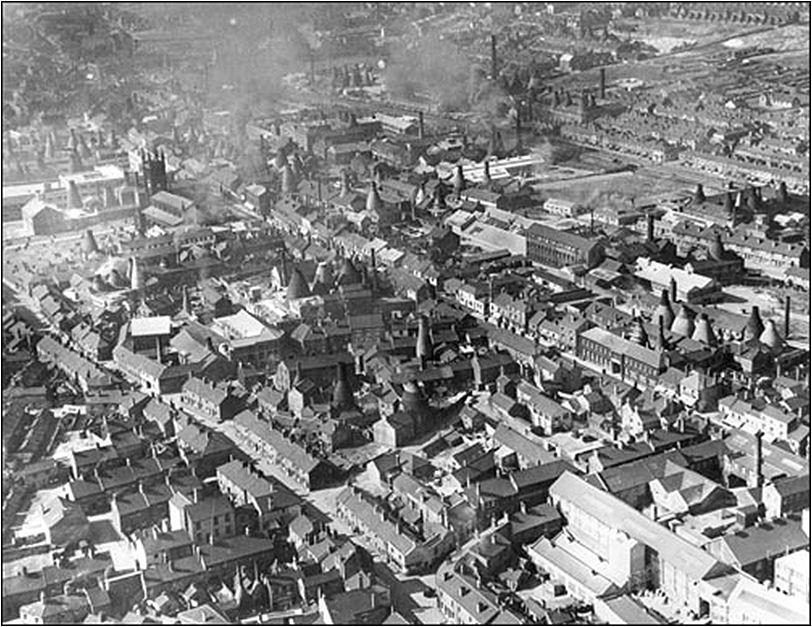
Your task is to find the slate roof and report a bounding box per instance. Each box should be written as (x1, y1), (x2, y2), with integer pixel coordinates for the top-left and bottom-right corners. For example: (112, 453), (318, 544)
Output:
(217, 460), (273, 500)
(336, 487), (416, 556)
(233, 410), (321, 474)
(717, 518), (809, 567)
(492, 424), (555, 465)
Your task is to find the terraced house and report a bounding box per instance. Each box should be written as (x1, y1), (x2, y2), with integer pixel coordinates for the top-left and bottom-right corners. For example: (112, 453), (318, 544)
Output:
(179, 376), (244, 422)
(335, 485), (454, 575)
(233, 410), (338, 491)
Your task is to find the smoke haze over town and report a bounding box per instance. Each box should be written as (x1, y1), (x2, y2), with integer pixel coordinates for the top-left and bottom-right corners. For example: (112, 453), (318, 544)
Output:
(1, 2), (810, 625)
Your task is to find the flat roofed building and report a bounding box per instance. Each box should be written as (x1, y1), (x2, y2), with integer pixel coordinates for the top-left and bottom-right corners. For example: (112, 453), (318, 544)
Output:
(526, 223), (604, 269)
(365, 113), (418, 136)
(461, 154), (546, 183)
(211, 309), (283, 366)
(543, 198), (583, 217)
(130, 316), (172, 338)
(460, 221), (527, 257)
(58, 164), (127, 194)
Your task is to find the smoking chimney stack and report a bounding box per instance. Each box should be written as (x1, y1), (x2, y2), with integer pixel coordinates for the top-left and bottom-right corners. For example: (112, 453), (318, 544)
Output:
(784, 296), (791, 338)
(418, 111), (425, 140)
(646, 210), (654, 242)
(599, 68), (606, 99)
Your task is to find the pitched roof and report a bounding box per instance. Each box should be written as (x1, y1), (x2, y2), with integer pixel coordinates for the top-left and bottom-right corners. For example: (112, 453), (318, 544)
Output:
(526, 223), (600, 252)
(528, 535), (618, 598)
(182, 376), (228, 405)
(717, 518), (809, 567)
(550, 472), (728, 581)
(217, 460), (273, 500)
(492, 424), (554, 465)
(134, 529), (193, 556)
(435, 564), (502, 623)
(769, 474), (810, 498)
(179, 494), (234, 522)
(336, 487), (416, 556)
(40, 496), (88, 529)
(599, 450), (688, 494)
(233, 410), (320, 474)
(511, 460), (577, 492)
(176, 424), (235, 457)
(112, 344), (167, 381)
(516, 381), (568, 416)
(580, 327), (664, 369)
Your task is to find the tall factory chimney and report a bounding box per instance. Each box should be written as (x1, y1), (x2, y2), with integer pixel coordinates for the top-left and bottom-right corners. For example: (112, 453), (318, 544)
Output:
(646, 210), (655, 242)
(784, 296), (791, 338)
(599, 68), (606, 99)
(418, 111), (425, 140)
(491, 34), (498, 80)
(752, 431), (764, 488)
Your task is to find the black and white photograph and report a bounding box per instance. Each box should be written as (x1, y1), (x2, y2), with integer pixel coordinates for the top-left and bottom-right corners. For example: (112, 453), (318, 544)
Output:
(1, 2), (810, 624)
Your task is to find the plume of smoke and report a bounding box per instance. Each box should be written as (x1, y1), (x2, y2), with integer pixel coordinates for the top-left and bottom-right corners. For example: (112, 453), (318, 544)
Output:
(384, 32), (509, 115)
(530, 138), (558, 165)
(189, 3), (317, 111)
(571, 188), (632, 212)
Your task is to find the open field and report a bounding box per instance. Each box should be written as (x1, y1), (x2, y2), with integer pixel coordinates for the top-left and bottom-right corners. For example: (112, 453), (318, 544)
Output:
(723, 23), (809, 52)
(534, 157), (736, 206)
(616, 17), (756, 52)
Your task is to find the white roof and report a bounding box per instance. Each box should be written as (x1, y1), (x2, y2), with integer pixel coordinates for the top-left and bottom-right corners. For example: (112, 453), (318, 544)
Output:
(130, 316), (172, 337)
(59, 165), (126, 187)
(245, 184), (266, 195)
(728, 572), (809, 624)
(634, 258), (714, 294)
(551, 472), (725, 581)
(458, 154), (546, 182)
(3, 168), (124, 200)
(213, 309), (269, 339)
(371, 113), (417, 130)
(3, 180), (58, 200)
(461, 221), (527, 256)
(544, 197), (578, 209)
(445, 210), (476, 229)
(378, 247), (405, 264)
(362, 238), (388, 254)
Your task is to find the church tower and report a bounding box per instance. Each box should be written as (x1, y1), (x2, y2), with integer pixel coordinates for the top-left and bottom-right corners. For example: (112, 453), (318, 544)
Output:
(142, 150), (168, 197)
